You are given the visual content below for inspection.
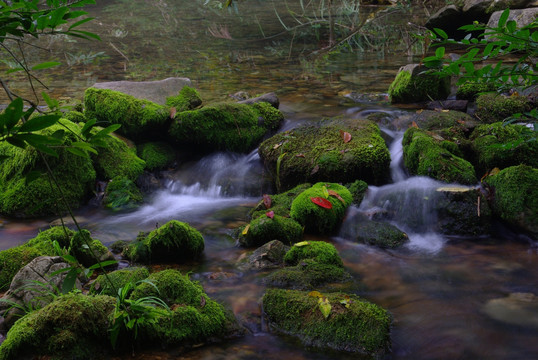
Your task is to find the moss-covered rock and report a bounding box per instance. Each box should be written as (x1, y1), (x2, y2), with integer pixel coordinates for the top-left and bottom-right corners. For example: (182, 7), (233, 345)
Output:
(69, 229), (114, 268)
(284, 241), (343, 267)
(103, 176), (143, 211)
(340, 216), (409, 248)
(388, 64), (450, 103)
(262, 288), (391, 356)
(237, 240), (290, 271)
(403, 127), (477, 184)
(259, 121), (390, 191)
(0, 246), (42, 291)
(91, 132), (145, 181)
(130, 269), (202, 305)
(89, 267), (149, 296)
(84, 87), (170, 141)
(165, 86), (202, 111)
(484, 165), (538, 237)
(411, 110), (478, 132)
(0, 293), (115, 360)
(63, 110), (86, 123)
(238, 214), (303, 247)
(456, 82), (496, 101)
(26, 226), (74, 254)
(345, 180), (368, 205)
(289, 183), (352, 235)
(137, 141), (176, 171)
(127, 220), (204, 263)
(470, 122), (538, 173)
(169, 102), (283, 152)
(0, 119), (96, 218)
(475, 93), (532, 124)
(264, 259), (351, 290)
(249, 184), (311, 220)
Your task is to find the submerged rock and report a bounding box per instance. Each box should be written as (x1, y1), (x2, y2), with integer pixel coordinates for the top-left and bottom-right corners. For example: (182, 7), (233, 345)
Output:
(237, 240), (289, 271)
(249, 183), (311, 220)
(483, 292), (538, 329)
(259, 120), (390, 190)
(340, 214), (409, 248)
(263, 288), (392, 356)
(388, 64), (450, 104)
(238, 214), (303, 248)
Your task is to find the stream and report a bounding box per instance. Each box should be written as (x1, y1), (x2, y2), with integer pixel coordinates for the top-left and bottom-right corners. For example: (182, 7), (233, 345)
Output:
(1, 1), (537, 359)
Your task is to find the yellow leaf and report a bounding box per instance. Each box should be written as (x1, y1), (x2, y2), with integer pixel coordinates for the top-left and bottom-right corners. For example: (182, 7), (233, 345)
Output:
(241, 224), (250, 235)
(308, 291), (323, 298)
(294, 241), (310, 247)
(318, 298), (332, 319)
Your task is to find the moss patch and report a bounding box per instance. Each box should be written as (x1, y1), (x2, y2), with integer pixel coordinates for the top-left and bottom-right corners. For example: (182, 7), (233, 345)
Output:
(456, 82), (496, 101)
(89, 267), (149, 296)
(290, 183), (352, 234)
(137, 141), (176, 171)
(259, 120), (390, 190)
(238, 214), (304, 247)
(165, 86), (202, 111)
(475, 93), (531, 124)
(249, 183), (311, 219)
(69, 229), (114, 268)
(103, 176), (143, 211)
(91, 132), (145, 181)
(284, 241), (343, 267)
(262, 288), (391, 356)
(0, 246), (43, 291)
(345, 180), (368, 205)
(388, 66), (450, 103)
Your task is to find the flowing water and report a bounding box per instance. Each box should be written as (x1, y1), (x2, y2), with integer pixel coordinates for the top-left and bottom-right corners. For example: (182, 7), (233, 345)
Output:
(1, 1), (538, 359)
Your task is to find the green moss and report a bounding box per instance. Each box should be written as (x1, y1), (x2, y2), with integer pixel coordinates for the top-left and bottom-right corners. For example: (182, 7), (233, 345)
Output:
(89, 267), (149, 296)
(403, 128), (477, 184)
(0, 246), (43, 291)
(264, 259), (350, 290)
(347, 221), (408, 249)
(471, 122), (538, 173)
(165, 86), (202, 111)
(475, 93), (531, 124)
(127, 220), (204, 263)
(69, 229), (113, 268)
(169, 102), (284, 153)
(249, 101), (284, 131)
(137, 141), (176, 171)
(0, 119), (96, 218)
(84, 87), (170, 141)
(103, 176), (143, 211)
(284, 241), (343, 267)
(290, 183), (352, 234)
(259, 121), (390, 190)
(250, 183), (311, 219)
(345, 180), (368, 205)
(388, 67), (450, 103)
(484, 165), (538, 235)
(0, 293), (115, 360)
(456, 82), (496, 101)
(262, 289), (392, 355)
(130, 269), (203, 306)
(63, 110), (86, 123)
(27, 226), (74, 254)
(91, 132), (145, 181)
(239, 214), (303, 247)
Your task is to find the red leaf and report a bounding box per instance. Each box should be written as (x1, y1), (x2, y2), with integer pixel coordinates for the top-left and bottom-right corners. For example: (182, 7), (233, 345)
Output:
(263, 194), (272, 209)
(296, 153), (305, 158)
(266, 210), (275, 219)
(328, 189), (345, 203)
(339, 130), (352, 143)
(170, 107), (177, 119)
(311, 165), (319, 175)
(310, 197), (332, 209)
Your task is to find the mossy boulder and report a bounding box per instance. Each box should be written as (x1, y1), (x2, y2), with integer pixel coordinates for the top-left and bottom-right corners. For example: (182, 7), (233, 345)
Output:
(89, 267), (149, 296)
(84, 87), (170, 141)
(0, 119), (96, 218)
(237, 240), (290, 271)
(238, 214), (303, 247)
(262, 288), (392, 356)
(63, 110), (86, 123)
(137, 141), (176, 171)
(470, 122), (538, 173)
(165, 86), (202, 111)
(0, 246), (42, 291)
(127, 220), (204, 263)
(284, 241), (343, 267)
(168, 102), (283, 153)
(249, 183), (311, 219)
(26, 226), (74, 254)
(91, 131), (145, 181)
(345, 180), (368, 205)
(340, 215), (409, 248)
(259, 120), (390, 191)
(388, 64), (450, 103)
(103, 176), (143, 211)
(403, 127), (477, 184)
(130, 269), (202, 305)
(483, 165), (538, 237)
(290, 183), (352, 235)
(69, 229), (115, 268)
(410, 110), (478, 132)
(0, 293), (115, 360)
(456, 82), (496, 101)
(475, 93), (532, 124)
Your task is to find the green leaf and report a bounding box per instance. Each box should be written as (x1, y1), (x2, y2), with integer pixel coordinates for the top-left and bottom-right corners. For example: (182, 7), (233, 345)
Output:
(41, 92), (59, 110)
(71, 141), (98, 155)
(31, 61), (61, 71)
(2, 97), (24, 130)
(88, 260), (118, 270)
(433, 28), (448, 40)
(62, 269), (79, 294)
(498, 9), (509, 28)
(318, 297), (331, 319)
(19, 115), (60, 132)
(435, 46), (445, 59)
(90, 123), (121, 139)
(66, 147), (89, 158)
(294, 241), (310, 247)
(506, 20), (517, 33)
(24, 170), (42, 185)
(68, 16), (93, 30)
(67, 29), (101, 41)
(6, 136), (27, 149)
(81, 118), (96, 138)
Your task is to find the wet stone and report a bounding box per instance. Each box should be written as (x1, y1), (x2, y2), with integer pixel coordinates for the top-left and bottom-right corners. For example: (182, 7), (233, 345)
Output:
(483, 292), (538, 329)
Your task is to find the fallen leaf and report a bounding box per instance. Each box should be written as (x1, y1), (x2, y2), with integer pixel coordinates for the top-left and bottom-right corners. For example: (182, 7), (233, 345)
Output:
(322, 185), (329, 199)
(170, 107), (177, 119)
(411, 121), (419, 128)
(296, 153), (305, 158)
(294, 241), (310, 247)
(339, 130), (352, 143)
(441, 109), (450, 113)
(266, 210), (274, 219)
(242, 224), (250, 235)
(263, 194), (272, 209)
(328, 189), (345, 203)
(310, 197), (332, 209)
(308, 291), (323, 298)
(200, 295), (206, 308)
(273, 143), (281, 150)
(318, 297), (332, 319)
(311, 165), (319, 175)
(416, 109), (423, 114)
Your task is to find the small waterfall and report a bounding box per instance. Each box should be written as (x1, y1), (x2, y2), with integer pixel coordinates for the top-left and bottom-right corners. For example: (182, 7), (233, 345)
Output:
(388, 131), (406, 183)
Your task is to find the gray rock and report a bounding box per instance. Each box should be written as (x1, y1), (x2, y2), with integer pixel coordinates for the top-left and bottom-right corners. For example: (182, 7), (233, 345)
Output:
(238, 92), (280, 109)
(464, 0), (534, 15)
(483, 292), (538, 329)
(0, 256), (81, 331)
(237, 240), (290, 271)
(487, 8), (538, 29)
(425, 5), (463, 31)
(92, 77), (192, 104)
